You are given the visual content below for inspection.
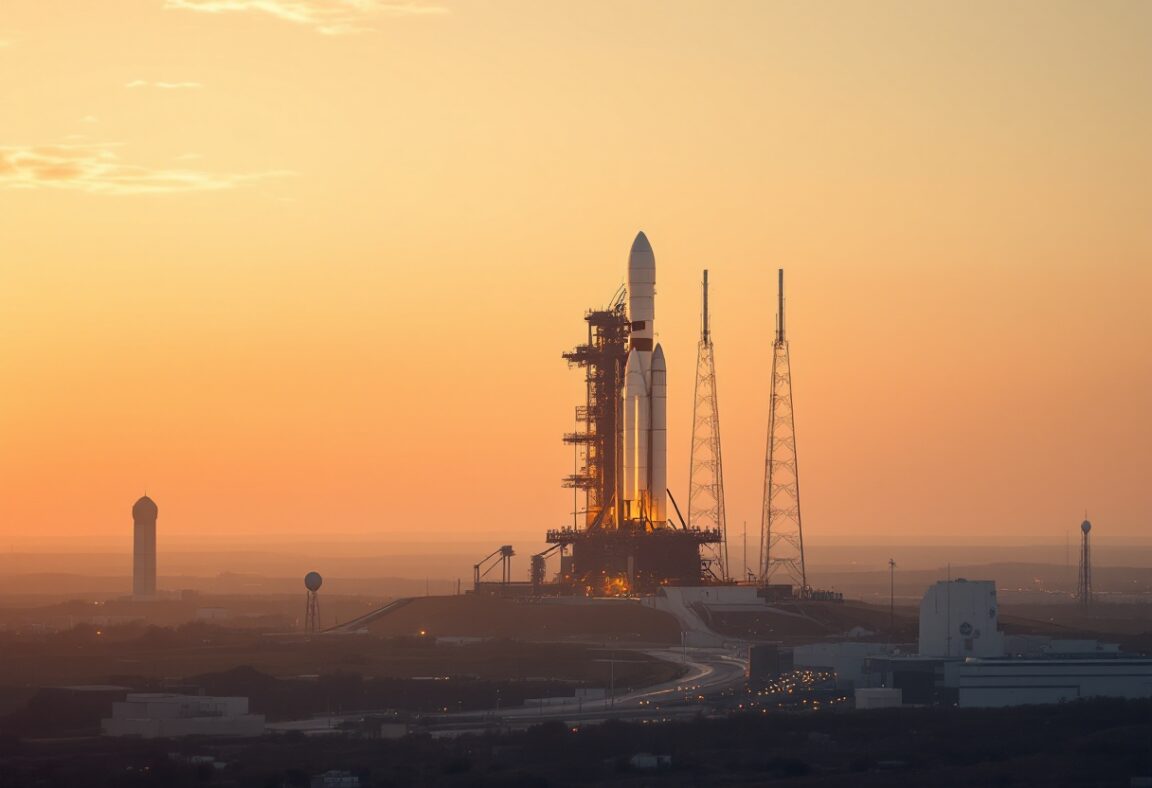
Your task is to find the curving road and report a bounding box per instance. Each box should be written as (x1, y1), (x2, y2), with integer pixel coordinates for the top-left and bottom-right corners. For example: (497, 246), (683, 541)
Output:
(493, 646), (747, 723)
(268, 646), (749, 735)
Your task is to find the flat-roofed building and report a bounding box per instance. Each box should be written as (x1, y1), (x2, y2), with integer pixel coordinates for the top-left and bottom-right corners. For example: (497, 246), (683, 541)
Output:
(855, 687), (903, 709)
(953, 658), (1152, 708)
(102, 693), (264, 738)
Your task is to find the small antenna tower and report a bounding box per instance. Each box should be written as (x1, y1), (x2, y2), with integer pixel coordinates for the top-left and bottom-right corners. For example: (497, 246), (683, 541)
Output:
(1077, 518), (1093, 605)
(888, 559), (896, 634)
(304, 571), (323, 633)
(743, 520), (748, 581)
(759, 269), (807, 594)
(688, 270), (729, 580)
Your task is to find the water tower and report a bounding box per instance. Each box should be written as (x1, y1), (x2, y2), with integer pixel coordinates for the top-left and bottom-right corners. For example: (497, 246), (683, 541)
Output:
(1076, 519), (1092, 605)
(132, 496), (158, 599)
(304, 571), (323, 633)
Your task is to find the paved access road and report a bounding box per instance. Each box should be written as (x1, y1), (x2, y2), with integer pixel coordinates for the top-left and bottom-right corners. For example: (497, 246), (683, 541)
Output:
(494, 646), (748, 723)
(267, 645), (750, 735)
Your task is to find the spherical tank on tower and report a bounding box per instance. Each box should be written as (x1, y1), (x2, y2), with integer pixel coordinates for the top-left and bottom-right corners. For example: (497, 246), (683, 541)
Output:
(304, 572), (323, 632)
(133, 495), (158, 520)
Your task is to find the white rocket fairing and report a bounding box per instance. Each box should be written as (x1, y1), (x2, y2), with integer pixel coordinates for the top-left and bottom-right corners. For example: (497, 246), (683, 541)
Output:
(621, 231), (668, 526)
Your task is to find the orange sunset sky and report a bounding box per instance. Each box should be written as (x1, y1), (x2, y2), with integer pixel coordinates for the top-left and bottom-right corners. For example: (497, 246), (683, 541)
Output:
(1, 1), (1150, 560)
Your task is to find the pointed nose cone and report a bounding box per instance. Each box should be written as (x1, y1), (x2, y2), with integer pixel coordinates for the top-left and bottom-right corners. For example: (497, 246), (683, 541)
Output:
(631, 231), (652, 258)
(651, 343), (666, 372)
(627, 231), (656, 345)
(651, 344), (667, 392)
(629, 231), (655, 277)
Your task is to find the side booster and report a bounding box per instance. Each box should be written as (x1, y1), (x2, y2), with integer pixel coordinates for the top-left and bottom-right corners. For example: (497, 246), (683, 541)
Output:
(621, 231), (668, 526)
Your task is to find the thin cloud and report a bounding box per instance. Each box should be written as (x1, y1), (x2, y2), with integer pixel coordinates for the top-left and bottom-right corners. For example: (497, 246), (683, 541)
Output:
(164, 0), (449, 35)
(125, 80), (205, 89)
(0, 143), (293, 195)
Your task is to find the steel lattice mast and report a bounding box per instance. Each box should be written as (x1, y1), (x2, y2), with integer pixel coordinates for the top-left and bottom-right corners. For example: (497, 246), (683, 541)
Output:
(759, 269), (807, 594)
(688, 270), (729, 580)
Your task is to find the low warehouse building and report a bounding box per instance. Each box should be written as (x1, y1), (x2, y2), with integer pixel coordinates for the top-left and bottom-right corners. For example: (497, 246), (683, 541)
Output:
(954, 659), (1152, 707)
(102, 693), (265, 738)
(855, 687), (903, 709)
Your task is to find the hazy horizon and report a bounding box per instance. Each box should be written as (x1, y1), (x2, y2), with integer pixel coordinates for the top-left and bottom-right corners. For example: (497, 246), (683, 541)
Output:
(3, 541), (1151, 581)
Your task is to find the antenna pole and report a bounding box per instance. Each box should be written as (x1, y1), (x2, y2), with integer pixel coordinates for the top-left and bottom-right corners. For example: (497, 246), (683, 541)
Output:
(888, 559), (896, 635)
(776, 269), (785, 344)
(946, 564), (952, 658)
(702, 270), (710, 344)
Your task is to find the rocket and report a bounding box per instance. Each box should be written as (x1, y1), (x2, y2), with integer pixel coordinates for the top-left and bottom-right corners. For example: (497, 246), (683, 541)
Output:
(621, 231), (668, 526)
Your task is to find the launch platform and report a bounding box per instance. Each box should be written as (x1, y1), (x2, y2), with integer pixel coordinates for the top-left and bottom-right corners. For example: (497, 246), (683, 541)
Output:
(551, 232), (722, 596)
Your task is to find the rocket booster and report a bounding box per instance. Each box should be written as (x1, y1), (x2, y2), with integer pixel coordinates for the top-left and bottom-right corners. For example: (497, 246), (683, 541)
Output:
(650, 343), (667, 524)
(623, 349), (647, 519)
(622, 231), (667, 525)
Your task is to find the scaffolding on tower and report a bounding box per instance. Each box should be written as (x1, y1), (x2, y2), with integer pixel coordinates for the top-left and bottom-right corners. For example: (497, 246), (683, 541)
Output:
(759, 269), (808, 596)
(560, 287), (630, 531)
(688, 270), (730, 581)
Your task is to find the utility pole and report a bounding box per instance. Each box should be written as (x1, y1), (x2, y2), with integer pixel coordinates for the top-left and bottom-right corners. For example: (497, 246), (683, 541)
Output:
(888, 559), (896, 634)
(743, 520), (748, 582)
(946, 563), (952, 658)
(1065, 528), (1070, 592)
(609, 639), (616, 710)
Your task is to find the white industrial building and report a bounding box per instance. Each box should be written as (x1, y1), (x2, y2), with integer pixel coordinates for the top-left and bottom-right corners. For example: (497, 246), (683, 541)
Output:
(860, 579), (1152, 708)
(855, 688), (903, 709)
(757, 578), (1152, 710)
(792, 642), (891, 689)
(919, 579), (1004, 658)
(102, 693), (265, 738)
(1005, 635), (1122, 659)
(790, 577), (1008, 698)
(953, 659), (1152, 707)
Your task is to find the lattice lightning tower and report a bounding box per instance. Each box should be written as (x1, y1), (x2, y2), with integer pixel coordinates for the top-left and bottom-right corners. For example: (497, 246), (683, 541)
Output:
(688, 270), (729, 580)
(759, 269), (807, 593)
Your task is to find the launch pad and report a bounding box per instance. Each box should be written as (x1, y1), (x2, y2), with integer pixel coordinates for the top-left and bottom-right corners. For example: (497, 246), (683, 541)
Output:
(550, 232), (722, 596)
(546, 524), (721, 595)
